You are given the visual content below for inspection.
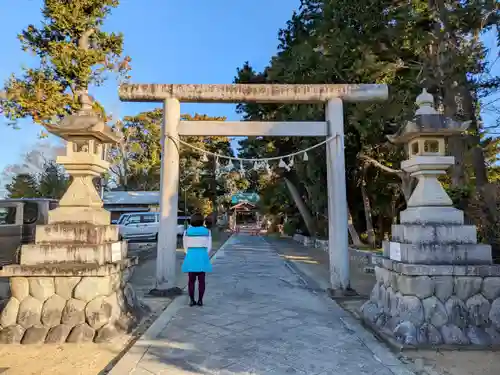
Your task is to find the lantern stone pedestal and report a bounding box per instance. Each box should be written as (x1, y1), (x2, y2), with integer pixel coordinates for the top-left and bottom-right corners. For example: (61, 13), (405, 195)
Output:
(0, 95), (144, 344)
(361, 90), (500, 347)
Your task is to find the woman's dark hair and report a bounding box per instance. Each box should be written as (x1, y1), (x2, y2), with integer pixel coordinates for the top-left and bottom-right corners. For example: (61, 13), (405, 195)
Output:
(190, 213), (205, 227)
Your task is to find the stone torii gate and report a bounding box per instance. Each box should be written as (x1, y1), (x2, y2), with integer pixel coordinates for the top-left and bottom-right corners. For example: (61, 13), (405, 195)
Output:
(119, 83), (388, 293)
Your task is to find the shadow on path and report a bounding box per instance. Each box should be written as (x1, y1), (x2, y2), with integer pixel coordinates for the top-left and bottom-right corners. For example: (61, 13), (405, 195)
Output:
(117, 235), (414, 375)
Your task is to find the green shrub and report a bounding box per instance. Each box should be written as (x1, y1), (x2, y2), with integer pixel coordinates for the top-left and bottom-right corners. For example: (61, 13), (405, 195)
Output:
(283, 221), (297, 236)
(466, 184), (500, 260)
(446, 185), (473, 211)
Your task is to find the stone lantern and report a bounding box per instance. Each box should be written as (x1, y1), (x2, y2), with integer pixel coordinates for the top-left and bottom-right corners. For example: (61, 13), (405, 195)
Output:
(387, 89), (469, 219)
(361, 89), (500, 348)
(0, 94), (142, 345)
(44, 94), (120, 225)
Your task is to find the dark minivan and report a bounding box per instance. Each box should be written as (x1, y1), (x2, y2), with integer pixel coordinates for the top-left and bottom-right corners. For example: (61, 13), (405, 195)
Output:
(0, 198), (58, 266)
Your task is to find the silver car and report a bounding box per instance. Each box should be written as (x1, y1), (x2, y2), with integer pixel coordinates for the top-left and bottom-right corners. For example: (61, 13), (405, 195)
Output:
(118, 212), (159, 241)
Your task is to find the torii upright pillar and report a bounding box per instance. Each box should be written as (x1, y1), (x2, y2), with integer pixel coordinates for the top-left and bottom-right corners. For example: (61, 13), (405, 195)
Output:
(119, 83), (388, 294)
(157, 98), (181, 291)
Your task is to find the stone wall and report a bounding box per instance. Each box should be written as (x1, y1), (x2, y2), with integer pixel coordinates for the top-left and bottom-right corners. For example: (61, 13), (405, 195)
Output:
(293, 234), (312, 247)
(361, 259), (500, 346)
(0, 269), (138, 344)
(292, 234), (327, 250)
(291, 234), (374, 266)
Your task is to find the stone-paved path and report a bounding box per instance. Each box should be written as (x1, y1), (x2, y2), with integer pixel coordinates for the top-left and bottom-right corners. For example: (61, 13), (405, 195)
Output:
(115, 234), (414, 375)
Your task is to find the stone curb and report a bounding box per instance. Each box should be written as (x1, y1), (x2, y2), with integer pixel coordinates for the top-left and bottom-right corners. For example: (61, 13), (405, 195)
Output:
(107, 295), (186, 375)
(106, 234), (233, 374)
(290, 234), (377, 264)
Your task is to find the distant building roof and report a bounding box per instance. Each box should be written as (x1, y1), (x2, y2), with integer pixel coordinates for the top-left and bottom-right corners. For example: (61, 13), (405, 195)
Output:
(103, 191), (160, 206)
(230, 202), (257, 211)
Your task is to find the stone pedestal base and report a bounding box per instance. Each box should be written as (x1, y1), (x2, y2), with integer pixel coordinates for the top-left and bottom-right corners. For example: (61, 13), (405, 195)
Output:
(19, 223), (127, 266)
(384, 221), (492, 265)
(48, 206), (111, 226)
(0, 259), (144, 344)
(361, 257), (500, 347)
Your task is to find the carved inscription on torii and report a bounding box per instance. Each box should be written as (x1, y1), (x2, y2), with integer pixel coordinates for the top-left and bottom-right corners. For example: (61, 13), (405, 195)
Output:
(119, 83), (388, 103)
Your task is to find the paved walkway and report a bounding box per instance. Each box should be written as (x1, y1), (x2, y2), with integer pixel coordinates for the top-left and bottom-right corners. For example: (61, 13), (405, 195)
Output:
(112, 235), (414, 375)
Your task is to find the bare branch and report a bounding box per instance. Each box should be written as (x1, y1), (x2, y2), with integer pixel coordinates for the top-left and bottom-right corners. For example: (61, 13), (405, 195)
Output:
(78, 29), (95, 50)
(358, 152), (415, 202)
(358, 153), (403, 175)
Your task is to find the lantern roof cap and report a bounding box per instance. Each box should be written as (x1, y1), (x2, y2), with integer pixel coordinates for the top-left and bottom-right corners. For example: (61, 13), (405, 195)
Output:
(387, 89), (469, 144)
(44, 93), (121, 143)
(415, 88), (436, 115)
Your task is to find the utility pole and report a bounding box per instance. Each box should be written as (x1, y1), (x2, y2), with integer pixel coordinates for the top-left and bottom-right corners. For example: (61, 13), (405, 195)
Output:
(182, 185), (192, 228)
(180, 169), (199, 228)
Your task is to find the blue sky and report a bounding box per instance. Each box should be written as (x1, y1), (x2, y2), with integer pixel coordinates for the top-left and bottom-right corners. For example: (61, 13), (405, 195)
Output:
(0, 1), (499, 175)
(0, 0), (300, 170)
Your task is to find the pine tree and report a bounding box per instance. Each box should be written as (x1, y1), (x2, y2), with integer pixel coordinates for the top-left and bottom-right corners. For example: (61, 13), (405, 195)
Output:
(38, 161), (70, 199)
(6, 174), (39, 198)
(1, 0), (130, 127)
(235, 0), (500, 240)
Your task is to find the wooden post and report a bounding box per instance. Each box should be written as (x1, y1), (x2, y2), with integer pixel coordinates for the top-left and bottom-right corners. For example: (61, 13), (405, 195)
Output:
(156, 98), (180, 290)
(326, 98), (350, 291)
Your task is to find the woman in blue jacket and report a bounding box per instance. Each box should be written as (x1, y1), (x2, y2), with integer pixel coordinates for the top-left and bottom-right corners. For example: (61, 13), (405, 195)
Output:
(181, 213), (212, 306)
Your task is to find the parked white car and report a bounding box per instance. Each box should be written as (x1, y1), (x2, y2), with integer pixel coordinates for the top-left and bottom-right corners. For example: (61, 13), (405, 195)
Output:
(117, 212), (189, 241)
(118, 212), (159, 241)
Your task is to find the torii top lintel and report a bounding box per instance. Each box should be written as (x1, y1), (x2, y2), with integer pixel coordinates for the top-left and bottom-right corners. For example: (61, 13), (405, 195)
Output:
(118, 83), (388, 103)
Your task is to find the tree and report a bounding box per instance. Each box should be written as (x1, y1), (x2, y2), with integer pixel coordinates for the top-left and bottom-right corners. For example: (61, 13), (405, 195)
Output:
(1, 141), (65, 197)
(235, 0), (415, 239)
(2, 141), (70, 199)
(178, 114), (234, 219)
(409, 0), (499, 188)
(38, 160), (70, 199)
(109, 110), (162, 191)
(1, 0), (130, 128)
(108, 109), (244, 217)
(235, 0), (500, 246)
(4, 160), (69, 200)
(5, 174), (39, 198)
